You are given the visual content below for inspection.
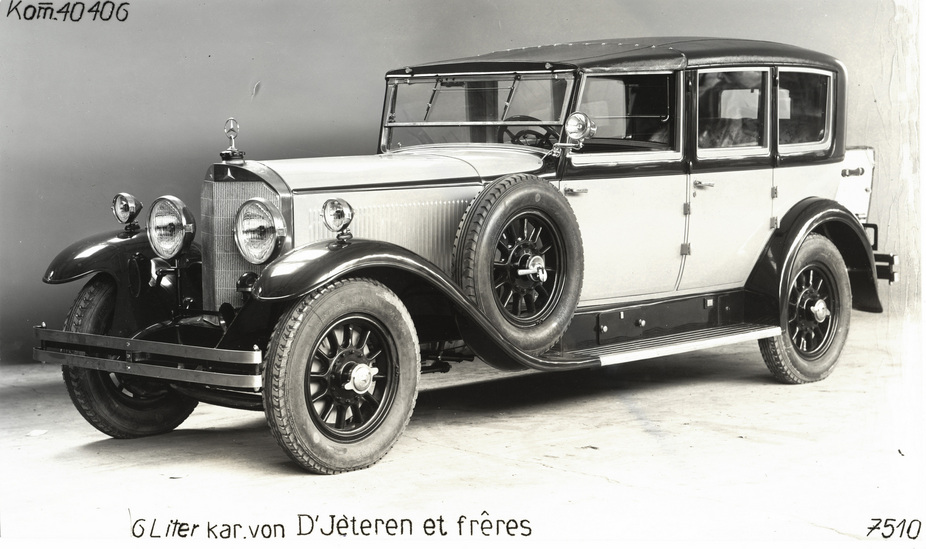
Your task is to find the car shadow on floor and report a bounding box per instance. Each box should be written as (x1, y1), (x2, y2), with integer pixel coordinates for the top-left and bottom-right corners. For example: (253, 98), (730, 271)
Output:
(417, 349), (775, 412)
(53, 349), (776, 473)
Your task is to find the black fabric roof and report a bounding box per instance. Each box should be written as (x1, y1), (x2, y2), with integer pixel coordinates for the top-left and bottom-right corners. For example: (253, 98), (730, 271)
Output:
(388, 37), (841, 76)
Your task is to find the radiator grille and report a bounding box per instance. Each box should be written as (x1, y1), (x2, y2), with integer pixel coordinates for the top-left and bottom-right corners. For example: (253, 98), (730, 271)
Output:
(201, 179), (282, 311)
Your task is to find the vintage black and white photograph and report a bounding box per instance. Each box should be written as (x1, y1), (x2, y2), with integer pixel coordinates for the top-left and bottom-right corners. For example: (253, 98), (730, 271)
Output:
(0, 0), (921, 546)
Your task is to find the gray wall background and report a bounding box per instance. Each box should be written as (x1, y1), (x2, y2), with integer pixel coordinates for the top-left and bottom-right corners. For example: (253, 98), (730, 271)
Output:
(0, 0), (919, 363)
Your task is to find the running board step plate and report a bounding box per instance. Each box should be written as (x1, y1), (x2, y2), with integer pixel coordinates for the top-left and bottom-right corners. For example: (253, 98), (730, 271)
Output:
(573, 323), (781, 366)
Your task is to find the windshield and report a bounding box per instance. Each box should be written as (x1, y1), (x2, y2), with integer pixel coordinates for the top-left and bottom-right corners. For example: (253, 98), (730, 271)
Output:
(381, 73), (575, 151)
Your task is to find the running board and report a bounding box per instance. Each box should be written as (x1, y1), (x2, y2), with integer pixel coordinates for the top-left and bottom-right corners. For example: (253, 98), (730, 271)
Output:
(571, 323), (781, 366)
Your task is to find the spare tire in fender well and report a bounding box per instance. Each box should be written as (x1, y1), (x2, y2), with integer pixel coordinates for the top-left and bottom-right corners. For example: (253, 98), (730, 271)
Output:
(452, 173), (584, 356)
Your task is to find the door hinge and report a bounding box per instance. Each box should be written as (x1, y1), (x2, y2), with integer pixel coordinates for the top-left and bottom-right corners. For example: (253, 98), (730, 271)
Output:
(683, 202), (691, 215)
(680, 243), (691, 256)
(771, 186), (778, 198)
(770, 216), (779, 229)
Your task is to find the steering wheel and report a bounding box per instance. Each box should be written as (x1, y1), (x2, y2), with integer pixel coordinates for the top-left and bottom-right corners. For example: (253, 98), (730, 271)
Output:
(497, 115), (560, 148)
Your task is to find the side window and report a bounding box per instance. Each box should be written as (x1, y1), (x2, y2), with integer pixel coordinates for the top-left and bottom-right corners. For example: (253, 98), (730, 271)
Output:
(575, 73), (677, 153)
(697, 69), (769, 153)
(778, 70), (832, 150)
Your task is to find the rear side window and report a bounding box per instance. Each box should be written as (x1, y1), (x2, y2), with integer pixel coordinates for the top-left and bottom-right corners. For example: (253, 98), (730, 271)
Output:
(778, 70), (832, 152)
(697, 69), (769, 155)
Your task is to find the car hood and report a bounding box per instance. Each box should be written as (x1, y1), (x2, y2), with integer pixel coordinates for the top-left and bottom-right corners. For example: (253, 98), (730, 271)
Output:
(257, 146), (546, 192)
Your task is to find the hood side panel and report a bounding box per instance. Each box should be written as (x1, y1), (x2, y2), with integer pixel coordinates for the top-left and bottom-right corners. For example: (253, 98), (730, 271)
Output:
(264, 148), (546, 273)
(293, 184), (482, 273)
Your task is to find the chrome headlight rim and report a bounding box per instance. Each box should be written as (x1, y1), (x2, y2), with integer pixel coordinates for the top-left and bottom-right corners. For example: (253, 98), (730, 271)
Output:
(234, 197), (287, 265)
(112, 193), (143, 225)
(146, 195), (196, 261)
(321, 198), (354, 234)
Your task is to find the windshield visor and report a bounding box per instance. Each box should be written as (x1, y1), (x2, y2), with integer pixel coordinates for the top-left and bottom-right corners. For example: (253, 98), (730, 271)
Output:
(382, 73), (575, 151)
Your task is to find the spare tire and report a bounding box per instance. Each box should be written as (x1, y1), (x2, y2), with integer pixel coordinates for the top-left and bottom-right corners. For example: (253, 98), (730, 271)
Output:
(452, 174), (584, 355)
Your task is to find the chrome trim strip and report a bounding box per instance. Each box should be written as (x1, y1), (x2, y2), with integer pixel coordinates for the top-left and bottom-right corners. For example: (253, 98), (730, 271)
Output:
(35, 327), (262, 365)
(290, 178), (480, 195)
(34, 349), (262, 390)
(385, 120), (562, 128)
(569, 150), (683, 166)
(583, 324), (781, 366)
(386, 69), (576, 78)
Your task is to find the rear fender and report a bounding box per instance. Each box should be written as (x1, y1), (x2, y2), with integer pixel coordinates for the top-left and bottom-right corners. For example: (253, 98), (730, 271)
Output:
(745, 198), (883, 321)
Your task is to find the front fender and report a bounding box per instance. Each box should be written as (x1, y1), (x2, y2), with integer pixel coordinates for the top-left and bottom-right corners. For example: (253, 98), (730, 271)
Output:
(44, 229), (153, 284)
(251, 239), (599, 372)
(746, 198), (883, 319)
(252, 239), (418, 302)
(43, 229), (203, 337)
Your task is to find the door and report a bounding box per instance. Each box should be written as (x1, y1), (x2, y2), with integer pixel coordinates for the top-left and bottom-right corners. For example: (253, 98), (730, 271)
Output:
(678, 68), (775, 291)
(560, 72), (687, 306)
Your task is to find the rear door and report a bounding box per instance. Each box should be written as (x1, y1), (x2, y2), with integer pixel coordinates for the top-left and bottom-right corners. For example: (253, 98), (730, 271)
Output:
(678, 68), (775, 292)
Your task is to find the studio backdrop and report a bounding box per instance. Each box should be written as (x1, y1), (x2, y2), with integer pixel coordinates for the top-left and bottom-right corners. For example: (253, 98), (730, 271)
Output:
(0, 0), (919, 363)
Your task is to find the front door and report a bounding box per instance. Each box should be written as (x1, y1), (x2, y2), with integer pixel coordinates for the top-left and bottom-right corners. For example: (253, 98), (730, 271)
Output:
(560, 71), (687, 306)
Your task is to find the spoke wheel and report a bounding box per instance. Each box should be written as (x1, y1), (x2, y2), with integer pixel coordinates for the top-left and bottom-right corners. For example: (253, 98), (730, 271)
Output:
(759, 234), (851, 384)
(264, 278), (420, 474)
(492, 211), (565, 326)
(786, 265), (838, 359)
(305, 315), (398, 442)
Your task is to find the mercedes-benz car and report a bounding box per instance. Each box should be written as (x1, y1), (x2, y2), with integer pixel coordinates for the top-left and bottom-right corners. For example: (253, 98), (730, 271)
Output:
(35, 37), (898, 473)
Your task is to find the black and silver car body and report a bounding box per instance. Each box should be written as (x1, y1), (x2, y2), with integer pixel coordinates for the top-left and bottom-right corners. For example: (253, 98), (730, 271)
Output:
(35, 37), (898, 473)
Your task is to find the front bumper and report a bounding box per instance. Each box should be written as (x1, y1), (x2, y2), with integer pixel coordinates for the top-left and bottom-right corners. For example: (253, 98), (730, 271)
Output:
(33, 326), (263, 390)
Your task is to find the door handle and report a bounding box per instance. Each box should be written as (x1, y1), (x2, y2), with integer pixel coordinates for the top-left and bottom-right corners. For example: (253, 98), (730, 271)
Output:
(693, 180), (715, 188)
(564, 187), (588, 196)
(841, 167), (865, 177)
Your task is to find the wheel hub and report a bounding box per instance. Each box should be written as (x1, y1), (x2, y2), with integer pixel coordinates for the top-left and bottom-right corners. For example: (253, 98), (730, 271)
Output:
(809, 299), (830, 323)
(517, 254), (548, 283)
(343, 363), (378, 394)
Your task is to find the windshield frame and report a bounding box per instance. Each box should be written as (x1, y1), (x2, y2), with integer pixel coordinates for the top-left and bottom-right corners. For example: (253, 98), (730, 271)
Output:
(379, 70), (576, 152)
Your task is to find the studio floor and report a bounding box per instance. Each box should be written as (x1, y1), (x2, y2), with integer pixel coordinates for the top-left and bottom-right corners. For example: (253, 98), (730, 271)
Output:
(1, 311), (923, 547)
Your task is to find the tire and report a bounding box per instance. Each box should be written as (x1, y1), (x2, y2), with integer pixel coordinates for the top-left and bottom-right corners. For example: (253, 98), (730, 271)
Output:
(62, 275), (198, 438)
(263, 278), (420, 474)
(758, 234), (852, 383)
(452, 174), (583, 355)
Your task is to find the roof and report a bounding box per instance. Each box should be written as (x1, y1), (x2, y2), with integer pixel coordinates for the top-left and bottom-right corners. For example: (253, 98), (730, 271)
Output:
(389, 37), (842, 76)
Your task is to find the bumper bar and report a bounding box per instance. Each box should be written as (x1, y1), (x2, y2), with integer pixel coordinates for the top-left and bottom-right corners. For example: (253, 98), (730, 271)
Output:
(874, 253), (899, 284)
(33, 326), (263, 390)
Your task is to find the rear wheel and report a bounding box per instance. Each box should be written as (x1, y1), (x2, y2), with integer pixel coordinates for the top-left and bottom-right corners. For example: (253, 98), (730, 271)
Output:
(62, 275), (198, 438)
(263, 278), (420, 474)
(759, 234), (851, 383)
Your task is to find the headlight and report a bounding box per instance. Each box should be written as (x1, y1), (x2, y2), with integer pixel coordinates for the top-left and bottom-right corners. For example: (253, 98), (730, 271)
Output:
(147, 196), (195, 260)
(235, 198), (287, 265)
(321, 198), (354, 233)
(112, 193), (143, 224)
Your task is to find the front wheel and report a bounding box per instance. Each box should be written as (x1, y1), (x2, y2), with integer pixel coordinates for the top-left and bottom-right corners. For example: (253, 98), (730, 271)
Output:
(758, 234), (852, 383)
(62, 275), (198, 438)
(263, 278), (420, 474)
